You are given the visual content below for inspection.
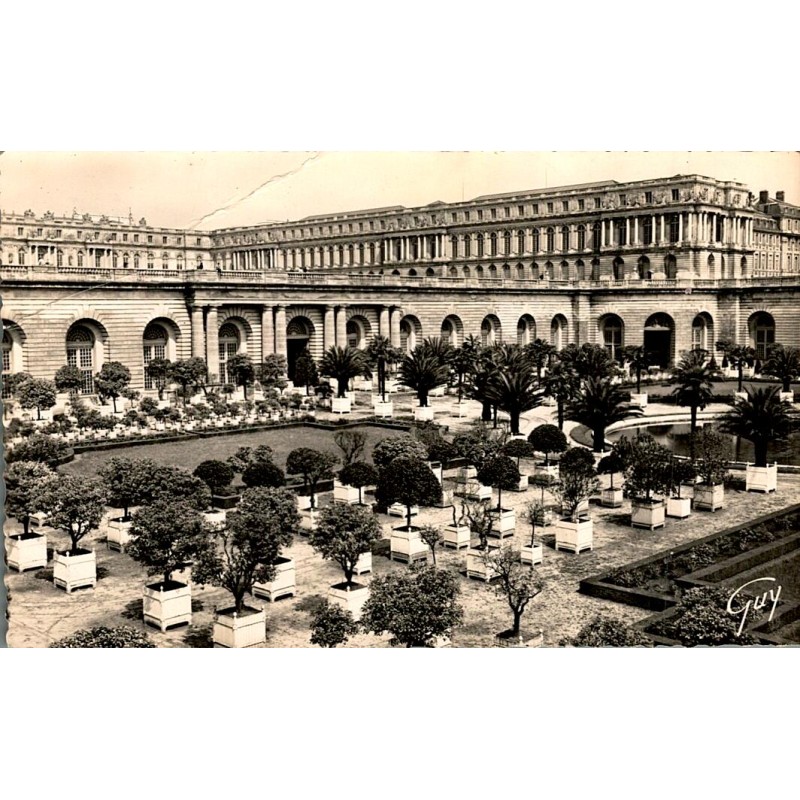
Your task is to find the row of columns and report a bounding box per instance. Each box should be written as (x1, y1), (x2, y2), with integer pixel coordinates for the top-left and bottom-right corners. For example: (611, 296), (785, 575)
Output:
(190, 303), (404, 382)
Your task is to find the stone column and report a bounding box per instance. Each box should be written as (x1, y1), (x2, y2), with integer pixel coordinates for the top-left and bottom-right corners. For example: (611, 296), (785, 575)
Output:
(379, 305), (390, 338)
(336, 305), (348, 348)
(678, 213), (683, 243)
(625, 218), (631, 246)
(633, 217), (639, 245)
(205, 306), (220, 383)
(261, 305), (274, 359)
(659, 215), (665, 243)
(190, 306), (204, 358)
(324, 305), (336, 350)
(390, 306), (402, 348)
(274, 305), (287, 358)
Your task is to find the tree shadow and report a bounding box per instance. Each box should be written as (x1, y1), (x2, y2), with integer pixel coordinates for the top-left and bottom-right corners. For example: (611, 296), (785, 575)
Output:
(294, 594), (326, 615)
(183, 624), (214, 648)
(121, 598), (143, 619)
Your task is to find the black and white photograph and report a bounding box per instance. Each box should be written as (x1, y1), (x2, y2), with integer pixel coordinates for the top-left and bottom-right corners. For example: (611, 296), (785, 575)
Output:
(3, 151), (799, 650)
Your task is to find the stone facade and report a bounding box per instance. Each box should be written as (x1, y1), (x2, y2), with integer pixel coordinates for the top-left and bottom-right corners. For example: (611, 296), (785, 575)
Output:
(1, 174), (799, 393)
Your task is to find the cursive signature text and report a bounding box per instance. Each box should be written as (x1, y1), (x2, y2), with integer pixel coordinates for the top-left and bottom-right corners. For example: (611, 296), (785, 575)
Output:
(726, 577), (782, 637)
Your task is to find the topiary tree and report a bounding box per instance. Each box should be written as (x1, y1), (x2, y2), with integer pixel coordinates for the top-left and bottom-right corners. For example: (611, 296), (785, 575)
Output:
(193, 459), (236, 496)
(375, 456), (442, 530)
(127, 499), (213, 589)
(309, 503), (382, 587)
(145, 357), (173, 401)
(333, 429), (367, 467)
(5, 460), (54, 535)
(286, 447), (339, 509)
(528, 424), (568, 466)
(309, 601), (360, 648)
(192, 487), (300, 613)
(694, 427), (730, 487)
(227, 445), (275, 474)
(171, 357), (209, 405)
(226, 353), (256, 400)
(94, 361), (131, 413)
(477, 455), (520, 512)
(413, 426), (457, 465)
(35, 474), (107, 554)
(338, 461), (379, 505)
(452, 421), (509, 471)
(293, 350), (319, 395)
(54, 365), (85, 397)
(16, 377), (57, 420)
(50, 626), (156, 648)
(418, 523), (443, 566)
(371, 434), (428, 470)
(502, 438), (536, 469)
(552, 447), (598, 521)
(148, 465), (212, 510)
(257, 354), (289, 392)
(98, 456), (161, 521)
(361, 563), (464, 647)
(485, 545), (544, 639)
(623, 434), (673, 502)
(560, 615), (649, 647)
(242, 459), (286, 489)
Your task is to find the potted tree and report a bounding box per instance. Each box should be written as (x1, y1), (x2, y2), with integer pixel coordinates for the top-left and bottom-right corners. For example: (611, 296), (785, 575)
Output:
(764, 344), (800, 403)
(692, 427), (730, 511)
(126, 499), (212, 632)
(520, 499), (546, 566)
(669, 349), (717, 461)
(16, 376), (57, 421)
(623, 434), (672, 530)
(666, 457), (696, 519)
(398, 346), (449, 422)
(597, 451), (625, 508)
(193, 459), (239, 509)
(485, 546), (545, 647)
(481, 358), (544, 435)
(621, 345), (652, 407)
(502, 438), (536, 491)
(552, 448), (598, 554)
(720, 385), (795, 494)
(564, 377), (641, 453)
(463, 499), (501, 581)
(4, 460), (53, 572)
(308, 602), (360, 648)
(375, 456), (441, 564)
(94, 361), (132, 414)
(286, 447), (339, 512)
(366, 334), (402, 408)
(319, 345), (368, 413)
(226, 353), (256, 401)
(145, 357), (173, 402)
(528, 424), (568, 479)
(476, 455), (520, 538)
(442, 490), (471, 550)
(361, 563), (464, 647)
(36, 474), (107, 592)
(337, 461), (379, 506)
(716, 340), (756, 398)
(309, 503), (382, 621)
(193, 487), (300, 647)
(99, 456), (160, 549)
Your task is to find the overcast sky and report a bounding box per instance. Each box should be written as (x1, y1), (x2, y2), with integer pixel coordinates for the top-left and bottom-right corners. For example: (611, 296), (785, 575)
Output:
(1, 151), (797, 232)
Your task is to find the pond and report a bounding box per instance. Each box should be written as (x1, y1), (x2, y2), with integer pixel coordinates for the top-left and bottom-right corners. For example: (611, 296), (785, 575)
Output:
(607, 422), (800, 466)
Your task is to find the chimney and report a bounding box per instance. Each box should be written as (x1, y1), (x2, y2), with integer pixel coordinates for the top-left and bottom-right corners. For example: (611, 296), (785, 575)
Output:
(776, 191), (785, 202)
(759, 190), (769, 204)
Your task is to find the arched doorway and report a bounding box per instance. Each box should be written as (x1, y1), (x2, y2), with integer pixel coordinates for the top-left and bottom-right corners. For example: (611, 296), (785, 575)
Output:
(481, 314), (502, 347)
(644, 313), (675, 368)
(638, 256), (651, 280)
(598, 314), (624, 362)
(551, 315), (568, 351)
(218, 322), (241, 384)
(691, 313), (714, 353)
(286, 317), (313, 380)
(749, 311), (775, 360)
(142, 322), (169, 390)
(441, 315), (463, 347)
(66, 322), (102, 394)
(517, 314), (536, 346)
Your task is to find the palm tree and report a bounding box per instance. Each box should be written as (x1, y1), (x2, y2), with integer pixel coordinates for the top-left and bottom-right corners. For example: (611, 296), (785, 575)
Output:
(565, 377), (640, 453)
(716, 340), (756, 392)
(669, 350), (718, 461)
(320, 345), (369, 398)
(467, 346), (498, 422)
(620, 345), (652, 395)
(450, 336), (481, 402)
(524, 338), (556, 380)
(542, 359), (580, 430)
(560, 343), (620, 382)
(483, 362), (544, 436)
(420, 336), (454, 368)
(365, 335), (402, 402)
(763, 344), (800, 393)
(398, 347), (450, 407)
(718, 386), (795, 468)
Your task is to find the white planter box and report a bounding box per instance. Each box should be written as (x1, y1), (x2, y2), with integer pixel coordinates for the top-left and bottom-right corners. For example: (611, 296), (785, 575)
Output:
(252, 557), (296, 601)
(384, 379), (399, 394)
(29, 510), (48, 529)
(601, 487), (624, 508)
(390, 526), (430, 564)
(213, 606), (266, 648)
(520, 542), (544, 566)
(300, 508), (319, 533)
(414, 405), (434, 422)
(515, 474), (529, 492)
(388, 503), (419, 518)
(425, 461), (443, 485)
(693, 483), (725, 512)
(143, 581), (192, 632)
(352, 550), (372, 576)
(333, 479), (361, 505)
(466, 547), (500, 581)
(734, 391), (748, 402)
(489, 508), (516, 537)
(455, 402), (468, 418)
(631, 500), (666, 530)
(458, 480), (492, 502)
(629, 392), (648, 408)
(442, 525), (471, 550)
(331, 396), (351, 414)
(328, 583), (369, 622)
(666, 496), (692, 519)
(354, 378), (373, 392)
(429, 385), (446, 397)
(53, 549), (97, 592)
(295, 493), (312, 511)
(779, 391), (794, 403)
(457, 466), (478, 481)
(107, 517), (133, 551)
(535, 463), (560, 479)
(374, 400), (394, 418)
(746, 463), (778, 493)
(6, 532), (48, 572)
(203, 510), (227, 530)
(554, 518), (593, 554)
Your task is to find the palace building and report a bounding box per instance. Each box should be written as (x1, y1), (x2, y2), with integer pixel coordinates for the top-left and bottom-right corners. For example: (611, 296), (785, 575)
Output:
(1, 173), (799, 396)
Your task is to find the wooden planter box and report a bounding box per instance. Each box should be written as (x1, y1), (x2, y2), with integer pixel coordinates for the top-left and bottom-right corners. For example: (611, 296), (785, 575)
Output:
(601, 487), (624, 508)
(631, 499), (666, 530)
(390, 526), (429, 564)
(520, 542), (544, 566)
(779, 391), (794, 403)
(388, 503), (419, 518)
(425, 461), (443, 485)
(354, 377), (373, 392)
(213, 606), (266, 648)
(693, 483), (725, 512)
(514, 474), (529, 492)
(443, 524), (471, 550)
(300, 508), (319, 533)
(252, 557), (296, 601)
(328, 582), (369, 622)
(734, 391), (748, 402)
(414, 405), (434, 422)
(535, 463), (559, 480)
(6, 532), (48, 572)
(107, 516), (133, 551)
(212, 492), (240, 510)
(666, 496), (692, 519)
(143, 581), (192, 632)
(53, 549), (97, 593)
(554, 518), (593, 554)
(457, 480), (492, 502)
(489, 507), (516, 538)
(457, 466), (478, 481)
(331, 396), (351, 414)
(495, 629), (544, 648)
(333, 480), (361, 505)
(466, 547), (500, 581)
(374, 400), (394, 418)
(203, 510), (227, 530)
(746, 464), (777, 493)
(629, 392), (648, 408)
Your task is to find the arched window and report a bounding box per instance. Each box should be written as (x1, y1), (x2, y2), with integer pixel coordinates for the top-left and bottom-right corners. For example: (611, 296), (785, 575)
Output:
(561, 226), (570, 252)
(638, 255), (651, 279)
(642, 217), (653, 245)
(532, 228), (540, 252)
(451, 236), (459, 258)
(143, 322), (168, 390)
(546, 227), (555, 253)
(348, 244), (355, 265)
(66, 325), (96, 394)
(134, 254), (140, 269)
(338, 245), (344, 265)
(613, 257), (625, 280)
(591, 258), (600, 281)
(147, 253), (154, 269)
(517, 230), (525, 254)
(490, 232), (498, 256)
(561, 261), (570, 281)
(576, 259), (585, 280)
(668, 215), (680, 243)
(664, 254), (677, 279)
(577, 225), (586, 250)
(751, 312), (776, 360)
(592, 222), (602, 250)
(77, 251), (84, 267)
(95, 251), (102, 268)
(477, 234), (485, 258)
(1, 329), (13, 397)
(218, 323), (240, 384)
(464, 235), (471, 258)
(600, 315), (624, 362)
(503, 231), (512, 255)
(57, 250), (64, 267)
(481, 319), (493, 347)
(358, 244), (364, 265)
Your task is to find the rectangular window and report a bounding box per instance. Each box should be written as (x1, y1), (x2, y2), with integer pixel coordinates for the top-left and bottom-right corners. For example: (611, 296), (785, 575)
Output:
(162, 236), (168, 244)
(17, 227), (23, 236)
(465, 211), (471, 221)
(477, 209), (484, 221)
(645, 191), (653, 203)
(595, 198), (601, 209)
(2, 349), (10, 372)
(518, 205), (525, 216)
(578, 199), (585, 211)
(37, 228), (43, 236)
(491, 208), (497, 219)
(562, 201), (569, 212)
(452, 212), (458, 222)
(55, 229), (62, 238)
(672, 189), (680, 202)
(547, 202), (554, 213)
(196, 237), (201, 246)
(532, 204), (539, 214)
(619, 195), (627, 206)
(134, 234), (139, 242)
(148, 235), (153, 243)
(111, 233), (117, 241)
(123, 233), (128, 242)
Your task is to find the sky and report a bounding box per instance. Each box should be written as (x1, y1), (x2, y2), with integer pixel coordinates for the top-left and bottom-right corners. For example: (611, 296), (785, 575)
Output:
(1, 151), (798, 232)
